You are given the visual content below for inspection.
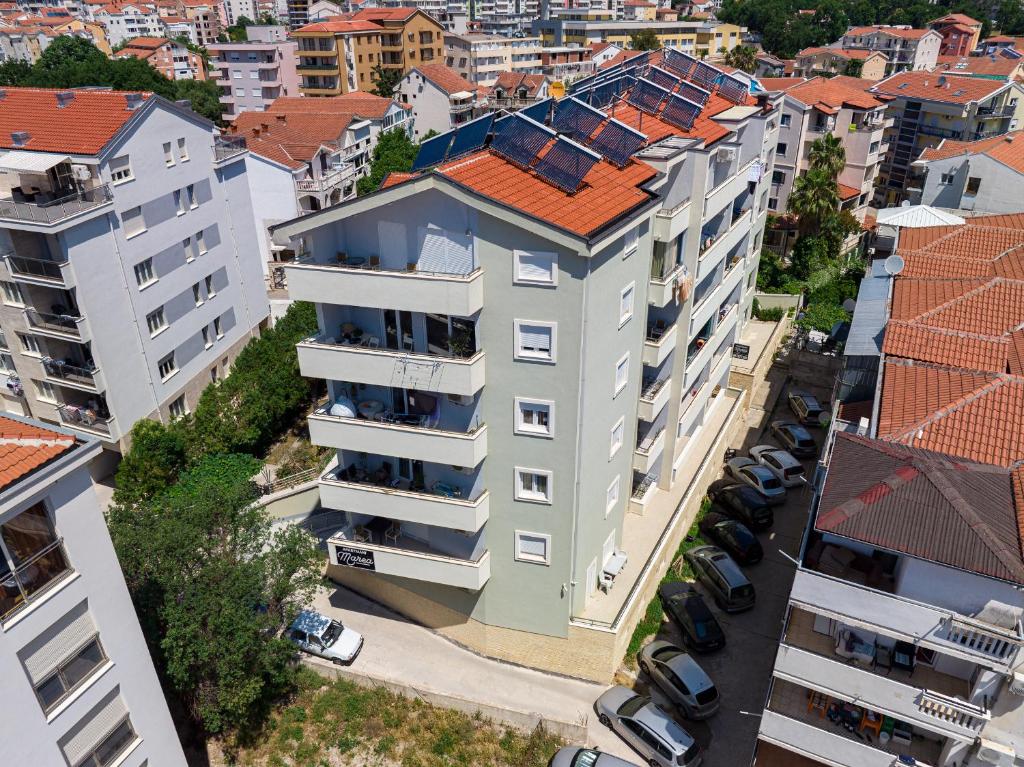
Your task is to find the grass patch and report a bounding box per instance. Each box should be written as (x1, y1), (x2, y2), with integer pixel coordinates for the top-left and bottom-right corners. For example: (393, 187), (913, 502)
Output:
(624, 497), (712, 664)
(219, 667), (563, 766)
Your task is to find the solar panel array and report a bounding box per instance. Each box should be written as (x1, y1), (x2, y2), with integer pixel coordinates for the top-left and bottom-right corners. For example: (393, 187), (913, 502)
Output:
(678, 80), (711, 107)
(691, 60), (722, 91)
(521, 97), (554, 124)
(663, 48), (697, 78)
(491, 113), (555, 169)
(533, 137), (602, 193)
(660, 94), (703, 132)
(411, 132), (453, 171)
(590, 119), (647, 167)
(446, 113), (495, 160)
(553, 97), (606, 142)
(717, 74), (749, 105)
(628, 78), (672, 114)
(647, 65), (682, 92)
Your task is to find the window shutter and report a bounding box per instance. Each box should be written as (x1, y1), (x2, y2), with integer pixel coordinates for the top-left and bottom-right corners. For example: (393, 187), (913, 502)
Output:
(519, 534), (547, 559)
(417, 226), (447, 272)
(518, 324), (550, 352)
(62, 691), (128, 767)
(517, 252), (554, 282)
(22, 602), (96, 683)
(418, 226), (474, 274)
(445, 229), (474, 274)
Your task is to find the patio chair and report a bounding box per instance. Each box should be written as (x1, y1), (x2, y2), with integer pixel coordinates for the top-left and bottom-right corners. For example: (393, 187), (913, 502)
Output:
(385, 522), (402, 545)
(363, 335), (380, 348)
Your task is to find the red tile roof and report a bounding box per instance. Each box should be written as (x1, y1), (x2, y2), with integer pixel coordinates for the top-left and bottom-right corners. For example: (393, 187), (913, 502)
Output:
(847, 25), (936, 40)
(267, 92), (407, 119)
(837, 182), (861, 201)
(883, 320), (1011, 372)
(347, 7), (418, 21)
(797, 46), (883, 61)
(871, 70), (1009, 104)
(935, 54), (1022, 78)
(487, 71), (548, 98)
(229, 112), (353, 169)
(785, 75), (886, 111)
(293, 19), (382, 34)
(415, 64), (476, 95)
(0, 87), (150, 155)
(929, 13), (981, 27)
(756, 77), (806, 92)
(919, 131), (1024, 174)
(0, 416), (76, 491)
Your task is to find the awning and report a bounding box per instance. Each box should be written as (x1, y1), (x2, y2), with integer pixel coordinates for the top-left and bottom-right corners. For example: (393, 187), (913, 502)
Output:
(450, 90), (474, 100)
(0, 151), (70, 173)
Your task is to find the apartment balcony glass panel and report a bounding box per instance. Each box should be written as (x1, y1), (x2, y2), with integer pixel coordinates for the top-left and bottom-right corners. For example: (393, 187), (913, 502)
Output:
(213, 135), (247, 163)
(0, 503), (72, 620)
(5, 254), (70, 287)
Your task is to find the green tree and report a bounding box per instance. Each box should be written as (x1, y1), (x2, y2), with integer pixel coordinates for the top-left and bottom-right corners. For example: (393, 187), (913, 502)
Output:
(0, 58), (31, 86)
(842, 58), (863, 77)
(112, 419), (188, 507)
(356, 127), (419, 195)
(370, 63), (402, 98)
(629, 29), (661, 51)
(107, 454), (323, 736)
(722, 44), (757, 73)
(808, 133), (846, 178)
(788, 168), (839, 237)
(174, 78), (222, 123)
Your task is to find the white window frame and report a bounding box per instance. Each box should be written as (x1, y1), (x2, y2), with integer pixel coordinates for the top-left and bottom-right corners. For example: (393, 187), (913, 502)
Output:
(623, 226), (639, 257)
(202, 325), (212, 348)
(196, 229), (207, 254)
(780, 113), (791, 127)
(186, 183), (197, 209)
(109, 154), (133, 184)
(134, 258), (155, 287)
(619, 282), (635, 328)
(1, 280), (24, 306)
(614, 352), (629, 397)
(157, 353), (177, 381)
(513, 397), (554, 438)
(177, 137), (188, 162)
(34, 379), (56, 402)
(146, 306), (166, 336)
(606, 475), (620, 517)
(163, 141), (174, 166)
(214, 316), (223, 338)
(205, 274), (215, 298)
(514, 530), (551, 565)
(18, 333), (41, 356)
(513, 320), (556, 363)
(514, 467), (552, 504)
(169, 394), (188, 419)
(121, 205), (145, 238)
(512, 250), (558, 286)
(609, 416), (625, 459)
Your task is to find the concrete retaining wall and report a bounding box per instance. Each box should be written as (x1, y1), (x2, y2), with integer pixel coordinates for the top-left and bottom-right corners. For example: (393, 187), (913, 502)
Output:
(730, 314), (793, 396)
(256, 480), (320, 522)
(753, 292), (802, 311)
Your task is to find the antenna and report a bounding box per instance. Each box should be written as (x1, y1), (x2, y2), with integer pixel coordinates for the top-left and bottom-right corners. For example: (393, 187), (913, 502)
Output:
(884, 255), (905, 276)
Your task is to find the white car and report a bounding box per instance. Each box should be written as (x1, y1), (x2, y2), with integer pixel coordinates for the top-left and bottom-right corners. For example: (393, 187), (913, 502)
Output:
(749, 445), (805, 487)
(725, 457), (786, 505)
(287, 609), (363, 665)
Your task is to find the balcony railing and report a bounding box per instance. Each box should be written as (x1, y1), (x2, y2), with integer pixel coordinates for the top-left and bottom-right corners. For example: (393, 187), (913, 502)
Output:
(57, 403), (113, 436)
(0, 539), (72, 620)
(640, 376), (669, 402)
(24, 308), (83, 338)
(5, 254), (68, 282)
(295, 166), (353, 193)
(917, 690), (989, 735)
(0, 185), (112, 226)
(636, 426), (665, 455)
(213, 135), (247, 162)
(976, 104), (1014, 117)
(42, 358), (98, 387)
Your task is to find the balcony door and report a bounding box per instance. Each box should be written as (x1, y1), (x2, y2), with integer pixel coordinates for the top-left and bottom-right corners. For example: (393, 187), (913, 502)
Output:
(382, 309), (414, 352)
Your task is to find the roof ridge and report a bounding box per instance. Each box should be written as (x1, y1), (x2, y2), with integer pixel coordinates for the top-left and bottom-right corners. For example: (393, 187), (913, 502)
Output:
(892, 374), (1009, 443)
(912, 276), (999, 322)
(888, 318), (1011, 344)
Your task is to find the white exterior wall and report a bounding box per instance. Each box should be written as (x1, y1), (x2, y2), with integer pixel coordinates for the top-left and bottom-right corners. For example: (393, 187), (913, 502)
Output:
(916, 153), (1024, 214)
(397, 74), (456, 140)
(244, 153), (301, 277)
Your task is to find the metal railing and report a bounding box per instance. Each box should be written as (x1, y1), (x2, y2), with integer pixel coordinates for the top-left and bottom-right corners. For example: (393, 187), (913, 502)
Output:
(43, 358), (98, 387)
(631, 472), (656, 500)
(314, 403), (484, 436)
(976, 104), (1013, 117)
(0, 538), (72, 620)
(640, 377), (669, 402)
(294, 166), (353, 193)
(213, 135), (247, 161)
(5, 254), (68, 281)
(0, 185), (112, 225)
(24, 308), (83, 337)
(646, 322), (676, 344)
(56, 404), (112, 435)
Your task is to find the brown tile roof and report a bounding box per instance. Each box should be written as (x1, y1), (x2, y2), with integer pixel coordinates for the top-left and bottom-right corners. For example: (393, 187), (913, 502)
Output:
(0, 416), (76, 491)
(347, 7), (418, 21)
(883, 320), (1010, 372)
(293, 19), (382, 34)
(935, 54), (1022, 78)
(871, 70), (1009, 104)
(785, 75), (886, 110)
(0, 86), (150, 155)
(930, 13), (981, 27)
(487, 71), (548, 98)
(416, 63), (476, 95)
(267, 93), (407, 119)
(229, 112), (354, 168)
(847, 25), (936, 40)
(837, 182), (861, 201)
(797, 46), (882, 61)
(756, 77), (806, 91)
(816, 432), (1024, 583)
(919, 131), (1024, 174)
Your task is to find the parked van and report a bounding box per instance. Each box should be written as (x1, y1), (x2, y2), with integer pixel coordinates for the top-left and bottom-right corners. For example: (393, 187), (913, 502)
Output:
(683, 546), (756, 613)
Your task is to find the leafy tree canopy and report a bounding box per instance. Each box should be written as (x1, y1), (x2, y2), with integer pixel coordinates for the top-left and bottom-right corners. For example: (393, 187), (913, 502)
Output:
(630, 29), (661, 51)
(722, 44), (758, 73)
(356, 127), (419, 195)
(370, 63), (402, 98)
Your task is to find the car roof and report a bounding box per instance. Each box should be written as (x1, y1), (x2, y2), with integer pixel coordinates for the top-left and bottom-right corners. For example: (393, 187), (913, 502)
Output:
(729, 456), (756, 467)
(708, 551), (750, 586)
(634, 701), (695, 749)
(776, 420), (813, 437)
(662, 652), (715, 693)
(745, 465), (776, 481)
(290, 609), (331, 636)
(791, 390), (821, 405)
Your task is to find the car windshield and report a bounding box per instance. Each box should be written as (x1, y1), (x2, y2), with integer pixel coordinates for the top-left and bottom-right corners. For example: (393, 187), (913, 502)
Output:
(321, 621), (342, 646)
(617, 694), (649, 717)
(737, 486), (767, 507)
(693, 619), (717, 638)
(733, 584), (754, 599)
(797, 437), (815, 448)
(571, 749), (601, 767)
(762, 477), (783, 490)
(728, 524), (756, 546)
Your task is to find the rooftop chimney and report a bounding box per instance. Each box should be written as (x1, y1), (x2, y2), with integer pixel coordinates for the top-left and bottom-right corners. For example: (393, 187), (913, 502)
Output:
(11, 131), (30, 147)
(275, 114), (287, 123)
(55, 91), (74, 108)
(124, 92), (143, 110)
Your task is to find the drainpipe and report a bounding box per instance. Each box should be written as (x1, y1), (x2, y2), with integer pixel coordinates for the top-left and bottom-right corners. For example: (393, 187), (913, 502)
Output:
(567, 255), (592, 614)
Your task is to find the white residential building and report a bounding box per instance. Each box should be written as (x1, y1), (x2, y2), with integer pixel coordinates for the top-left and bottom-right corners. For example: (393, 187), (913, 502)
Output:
(911, 130), (1024, 214)
(88, 3), (164, 47)
(0, 414), (186, 767)
(273, 49), (781, 681)
(395, 64), (480, 140)
(444, 32), (543, 87)
(0, 88), (269, 463)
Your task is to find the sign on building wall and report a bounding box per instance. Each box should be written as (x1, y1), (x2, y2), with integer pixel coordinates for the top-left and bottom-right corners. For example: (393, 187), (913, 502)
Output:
(335, 545), (376, 570)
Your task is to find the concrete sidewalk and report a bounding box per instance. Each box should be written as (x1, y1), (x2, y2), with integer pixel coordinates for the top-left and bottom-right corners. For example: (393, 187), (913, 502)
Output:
(311, 585), (635, 757)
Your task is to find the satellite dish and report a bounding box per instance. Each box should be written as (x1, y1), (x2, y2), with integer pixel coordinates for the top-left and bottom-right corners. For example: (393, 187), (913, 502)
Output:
(884, 255), (905, 276)
(842, 298), (857, 313)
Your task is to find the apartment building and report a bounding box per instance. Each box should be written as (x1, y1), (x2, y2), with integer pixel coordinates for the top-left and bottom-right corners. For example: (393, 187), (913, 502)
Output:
(539, 45), (595, 82)
(792, 47), (888, 81)
(395, 63), (479, 139)
(764, 76), (888, 217)
(89, 2), (164, 45)
(933, 50), (1024, 83)
(484, 71), (550, 110)
(273, 48), (780, 680)
(209, 28), (300, 121)
(444, 32), (543, 87)
(910, 130), (1024, 214)
(0, 414), (186, 767)
(869, 71), (1024, 205)
(348, 7), (445, 72)
(114, 36), (206, 80)
(754, 213), (1024, 767)
(927, 13), (982, 57)
(839, 26), (942, 76)
(0, 88), (269, 459)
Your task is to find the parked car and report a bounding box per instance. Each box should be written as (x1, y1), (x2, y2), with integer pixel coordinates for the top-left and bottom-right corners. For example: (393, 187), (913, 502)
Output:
(638, 640), (720, 720)
(749, 445), (805, 487)
(771, 420), (817, 458)
(594, 686), (703, 767)
(550, 747), (642, 767)
(707, 479), (774, 530)
(698, 512), (763, 564)
(724, 457), (786, 505)
(658, 582), (725, 653)
(287, 609), (363, 665)
(788, 390), (825, 426)
(683, 545), (756, 613)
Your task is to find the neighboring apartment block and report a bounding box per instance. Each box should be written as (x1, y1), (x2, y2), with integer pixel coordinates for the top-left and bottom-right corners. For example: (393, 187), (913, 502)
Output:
(754, 213), (1024, 767)
(839, 25), (943, 76)
(444, 32), (543, 87)
(0, 88), (269, 458)
(274, 48), (780, 681)
(792, 47), (888, 81)
(0, 415), (186, 767)
(114, 36), (206, 80)
(484, 71), (550, 111)
(764, 76), (889, 218)
(88, 3), (164, 46)
(395, 63), (479, 139)
(209, 27), (300, 121)
(869, 71), (1024, 205)
(927, 13), (982, 57)
(911, 130), (1024, 214)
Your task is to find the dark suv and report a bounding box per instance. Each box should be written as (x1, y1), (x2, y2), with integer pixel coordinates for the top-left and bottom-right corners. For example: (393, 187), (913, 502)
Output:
(707, 479), (774, 530)
(658, 581), (725, 653)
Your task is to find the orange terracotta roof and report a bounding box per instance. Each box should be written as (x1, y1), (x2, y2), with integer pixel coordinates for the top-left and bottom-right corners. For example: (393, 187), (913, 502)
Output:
(267, 93), (407, 119)
(919, 131), (1024, 174)
(935, 54), (1022, 78)
(347, 7), (418, 21)
(118, 35), (169, 48)
(883, 320), (1011, 373)
(785, 75), (885, 111)
(416, 64), (476, 95)
(488, 71), (548, 97)
(847, 25), (936, 40)
(798, 46), (881, 61)
(837, 182), (861, 201)
(293, 19), (381, 34)
(757, 77), (805, 91)
(871, 70), (1009, 104)
(0, 87), (151, 155)
(230, 111), (354, 168)
(929, 13), (980, 27)
(381, 171), (415, 189)
(0, 416), (76, 490)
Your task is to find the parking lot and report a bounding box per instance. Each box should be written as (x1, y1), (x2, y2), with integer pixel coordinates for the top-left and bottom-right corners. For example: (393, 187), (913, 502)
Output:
(619, 370), (832, 767)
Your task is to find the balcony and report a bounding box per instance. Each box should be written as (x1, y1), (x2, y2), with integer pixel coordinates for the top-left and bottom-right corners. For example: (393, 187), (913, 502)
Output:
(285, 259), (484, 316)
(976, 104), (1014, 118)
(213, 135), (247, 163)
(0, 538), (72, 621)
(297, 336), (485, 396)
(629, 472), (658, 514)
(327, 527), (490, 590)
(308, 406), (487, 466)
(41, 358), (100, 392)
(56, 403), (115, 440)
(648, 261), (688, 308)
(320, 465), (488, 531)
(4, 254), (71, 287)
(634, 426), (665, 474)
(24, 308), (86, 341)
(0, 184), (112, 229)
(294, 166), (354, 194)
(643, 321), (677, 367)
(638, 376), (671, 421)
(296, 62), (341, 72)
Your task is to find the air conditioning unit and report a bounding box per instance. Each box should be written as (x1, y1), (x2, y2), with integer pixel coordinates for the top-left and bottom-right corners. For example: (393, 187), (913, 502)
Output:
(71, 164), (91, 182)
(976, 739), (1016, 767)
(716, 147), (736, 163)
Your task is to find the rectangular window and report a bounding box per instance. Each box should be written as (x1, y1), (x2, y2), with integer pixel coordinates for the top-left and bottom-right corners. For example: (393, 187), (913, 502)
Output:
(768, 197), (778, 211)
(197, 229), (207, 254)
(121, 205), (145, 237)
(158, 353), (176, 380)
(609, 416), (624, 458)
(214, 316), (223, 338)
(777, 142), (788, 156)
(109, 154), (132, 183)
(515, 468), (552, 504)
(186, 183), (197, 209)
(513, 250), (557, 285)
(966, 177), (981, 195)
(614, 352), (629, 396)
(232, 69), (241, 78)
(34, 379), (55, 401)
(193, 283), (203, 306)
(623, 226), (639, 256)
(771, 170), (785, 185)
(606, 475), (620, 515)
(146, 306), (166, 336)
(780, 113), (791, 127)
(515, 531), (550, 564)
(619, 283), (634, 327)
(202, 325), (212, 348)
(169, 394), (188, 419)
(33, 635), (106, 713)
(205, 275), (215, 297)
(163, 141), (174, 165)
(134, 258), (155, 287)
(66, 709), (137, 767)
(177, 137), (188, 161)
(940, 171), (955, 185)
(1, 280), (24, 306)
(514, 320), (555, 362)
(234, 87), (245, 97)
(18, 333), (41, 355)
(183, 236), (195, 261)
(174, 188), (185, 214)
(0, 352), (14, 372)
(0, 502), (69, 619)
(514, 397), (553, 437)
